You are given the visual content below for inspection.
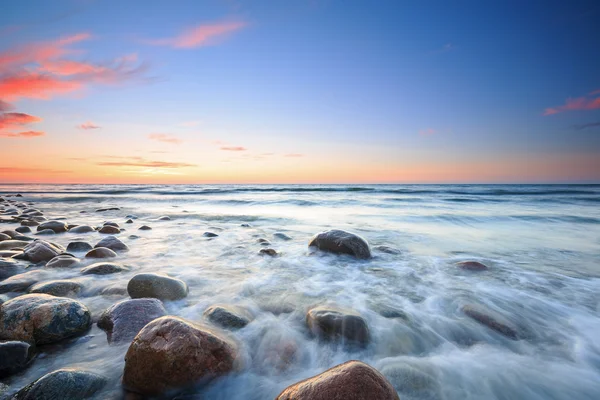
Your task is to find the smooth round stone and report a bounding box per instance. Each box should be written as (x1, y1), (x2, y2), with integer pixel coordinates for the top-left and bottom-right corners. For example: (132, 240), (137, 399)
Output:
(204, 304), (253, 330)
(127, 273), (188, 301)
(0, 340), (33, 379)
(462, 304), (519, 340)
(29, 280), (82, 297)
(122, 316), (239, 396)
(456, 261), (489, 271)
(21, 240), (64, 263)
(36, 229), (56, 236)
(0, 240), (29, 251)
(275, 361), (399, 400)
(128, 235), (140, 239)
(103, 221), (119, 228)
(36, 220), (68, 233)
(0, 294), (91, 344)
(20, 220), (39, 227)
(257, 238), (270, 245)
(308, 229), (372, 259)
(69, 225), (95, 234)
(203, 232), (219, 238)
(99, 225), (120, 234)
(94, 235), (129, 252)
(12, 368), (107, 400)
(306, 305), (371, 347)
(0, 258), (23, 280)
(46, 254), (80, 268)
(66, 241), (93, 253)
(15, 226), (32, 234)
(81, 262), (129, 275)
(0, 233), (10, 241)
(259, 248), (278, 256)
(85, 247), (117, 259)
(98, 298), (167, 344)
(0, 270), (49, 294)
(157, 216), (171, 221)
(273, 232), (292, 241)
(138, 225), (152, 231)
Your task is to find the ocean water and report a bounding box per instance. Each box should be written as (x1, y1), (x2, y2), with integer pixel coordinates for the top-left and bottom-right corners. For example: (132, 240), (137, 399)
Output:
(1, 184), (599, 399)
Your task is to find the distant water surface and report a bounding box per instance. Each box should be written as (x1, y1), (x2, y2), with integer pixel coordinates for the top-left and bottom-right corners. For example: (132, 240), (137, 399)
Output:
(1, 184), (599, 399)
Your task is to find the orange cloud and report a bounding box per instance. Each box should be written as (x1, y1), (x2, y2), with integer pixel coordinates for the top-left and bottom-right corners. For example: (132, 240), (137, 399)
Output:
(148, 133), (182, 144)
(0, 166), (70, 173)
(0, 72), (82, 101)
(148, 21), (246, 48)
(221, 146), (246, 151)
(0, 112), (42, 129)
(97, 158), (195, 168)
(77, 121), (100, 130)
(0, 130), (45, 138)
(544, 90), (600, 115)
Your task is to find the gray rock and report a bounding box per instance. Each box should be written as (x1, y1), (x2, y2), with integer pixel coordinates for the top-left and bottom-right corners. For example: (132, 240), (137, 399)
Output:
(127, 273), (188, 301)
(138, 225), (152, 231)
(0, 340), (33, 378)
(204, 304), (253, 330)
(96, 207), (120, 212)
(85, 247), (117, 259)
(20, 220), (39, 227)
(103, 221), (119, 228)
(0, 233), (10, 241)
(259, 248), (278, 256)
(21, 240), (64, 263)
(69, 225), (95, 234)
(308, 229), (371, 259)
(158, 216), (171, 221)
(94, 235), (128, 252)
(306, 305), (370, 347)
(98, 298), (167, 343)
(0, 294), (91, 344)
(0, 230), (19, 239)
(29, 280), (82, 297)
(374, 245), (402, 255)
(81, 262), (129, 275)
(46, 254), (80, 268)
(203, 232), (219, 238)
(15, 226), (32, 234)
(456, 261), (489, 271)
(12, 368), (107, 400)
(125, 219), (134, 224)
(0, 258), (23, 280)
(66, 241), (93, 253)
(36, 220), (68, 233)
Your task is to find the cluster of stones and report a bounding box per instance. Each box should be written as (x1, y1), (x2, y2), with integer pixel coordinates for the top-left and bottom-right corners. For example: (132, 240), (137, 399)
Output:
(1, 194), (520, 399)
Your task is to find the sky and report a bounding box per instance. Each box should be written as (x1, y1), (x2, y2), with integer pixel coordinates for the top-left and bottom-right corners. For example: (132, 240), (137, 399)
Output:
(1, 0), (599, 184)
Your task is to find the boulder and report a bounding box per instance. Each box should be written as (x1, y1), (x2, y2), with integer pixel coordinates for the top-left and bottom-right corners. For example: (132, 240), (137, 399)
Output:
(11, 368), (107, 400)
(138, 225), (152, 231)
(66, 241), (93, 253)
(21, 240), (64, 263)
(98, 298), (167, 344)
(69, 225), (95, 234)
(81, 262), (129, 275)
(0, 270), (49, 294)
(15, 226), (32, 234)
(29, 280), (82, 297)
(46, 254), (80, 268)
(127, 273), (188, 301)
(122, 316), (239, 396)
(0, 340), (33, 378)
(308, 229), (371, 259)
(85, 247), (117, 259)
(94, 235), (129, 252)
(0, 240), (29, 251)
(275, 360), (399, 400)
(99, 225), (120, 234)
(204, 304), (253, 330)
(0, 294), (91, 344)
(462, 304), (519, 340)
(36, 220), (68, 233)
(456, 261), (489, 271)
(306, 305), (370, 347)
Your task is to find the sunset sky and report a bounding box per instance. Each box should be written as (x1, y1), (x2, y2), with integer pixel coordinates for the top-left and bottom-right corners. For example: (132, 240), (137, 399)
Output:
(1, 0), (599, 184)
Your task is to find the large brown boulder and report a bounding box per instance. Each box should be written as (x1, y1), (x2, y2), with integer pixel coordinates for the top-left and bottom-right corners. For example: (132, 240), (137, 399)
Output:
(122, 316), (240, 396)
(308, 229), (371, 259)
(275, 360), (399, 400)
(98, 298), (167, 344)
(0, 294), (91, 345)
(306, 305), (370, 347)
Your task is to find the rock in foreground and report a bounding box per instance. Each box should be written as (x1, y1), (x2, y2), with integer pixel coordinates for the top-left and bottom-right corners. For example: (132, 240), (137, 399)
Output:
(275, 360), (399, 400)
(308, 229), (371, 259)
(122, 316), (239, 396)
(306, 305), (370, 347)
(127, 273), (188, 301)
(0, 294), (91, 344)
(29, 280), (82, 297)
(0, 340), (33, 378)
(98, 298), (167, 344)
(12, 368), (106, 400)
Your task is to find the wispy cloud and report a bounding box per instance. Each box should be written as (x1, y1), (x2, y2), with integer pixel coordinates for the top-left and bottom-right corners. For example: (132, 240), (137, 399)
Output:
(147, 21), (246, 49)
(544, 90), (600, 115)
(573, 121), (600, 130)
(77, 121), (100, 130)
(0, 72), (82, 101)
(0, 111), (44, 138)
(148, 133), (182, 144)
(220, 146), (246, 151)
(0, 130), (45, 138)
(0, 166), (70, 173)
(97, 157), (195, 168)
(419, 128), (436, 136)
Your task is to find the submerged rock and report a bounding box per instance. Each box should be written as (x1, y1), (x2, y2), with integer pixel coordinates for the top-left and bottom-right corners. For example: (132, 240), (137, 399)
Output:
(306, 305), (370, 347)
(0, 258), (23, 280)
(95, 235), (129, 252)
(36, 229), (56, 236)
(45, 254), (80, 268)
(204, 304), (253, 330)
(81, 262), (129, 275)
(462, 304), (519, 340)
(96, 207), (120, 212)
(456, 261), (489, 271)
(85, 247), (117, 259)
(66, 241), (93, 253)
(125, 219), (134, 224)
(21, 240), (64, 263)
(378, 360), (442, 399)
(0, 270), (49, 294)
(98, 298), (167, 344)
(20, 220), (39, 227)
(69, 225), (95, 234)
(0, 233), (10, 241)
(122, 316), (239, 396)
(275, 360), (399, 400)
(259, 248), (278, 256)
(203, 231), (219, 238)
(374, 245), (402, 255)
(158, 216), (171, 221)
(12, 368), (107, 400)
(127, 273), (188, 301)
(29, 280), (82, 297)
(308, 229), (372, 259)
(0, 340), (33, 378)
(103, 221), (119, 228)
(36, 220), (68, 233)
(0, 294), (91, 344)
(273, 232), (292, 241)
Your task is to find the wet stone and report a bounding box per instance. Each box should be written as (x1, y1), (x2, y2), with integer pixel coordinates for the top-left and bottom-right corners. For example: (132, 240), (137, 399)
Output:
(15, 226), (31, 234)
(21, 240), (64, 263)
(85, 247), (117, 259)
(259, 248), (278, 256)
(306, 305), (371, 347)
(45, 254), (80, 268)
(69, 225), (95, 234)
(308, 229), (372, 259)
(94, 235), (129, 252)
(0, 340), (33, 379)
(158, 216), (171, 221)
(203, 231), (219, 238)
(29, 280), (83, 297)
(462, 304), (519, 340)
(36, 220), (68, 233)
(456, 261), (489, 271)
(98, 298), (167, 344)
(204, 304), (253, 330)
(81, 262), (129, 275)
(273, 232), (292, 241)
(36, 229), (56, 236)
(12, 368), (107, 400)
(138, 225), (152, 231)
(127, 273), (188, 301)
(66, 241), (93, 253)
(99, 225), (120, 234)
(0, 270), (49, 294)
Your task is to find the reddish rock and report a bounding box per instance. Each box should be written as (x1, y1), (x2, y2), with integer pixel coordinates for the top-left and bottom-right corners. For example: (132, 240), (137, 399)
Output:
(308, 229), (371, 259)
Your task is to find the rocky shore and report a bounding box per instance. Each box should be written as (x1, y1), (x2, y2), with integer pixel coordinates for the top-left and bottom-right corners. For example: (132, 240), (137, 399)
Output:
(1, 192), (529, 399)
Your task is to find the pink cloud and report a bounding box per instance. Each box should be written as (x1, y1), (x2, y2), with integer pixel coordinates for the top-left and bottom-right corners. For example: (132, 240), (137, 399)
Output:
(0, 100), (14, 111)
(0, 72), (82, 101)
(0, 130), (45, 138)
(148, 21), (246, 48)
(544, 90), (600, 115)
(220, 146), (246, 151)
(148, 133), (182, 144)
(77, 121), (100, 130)
(97, 159), (195, 168)
(0, 112), (42, 129)
(419, 128), (436, 136)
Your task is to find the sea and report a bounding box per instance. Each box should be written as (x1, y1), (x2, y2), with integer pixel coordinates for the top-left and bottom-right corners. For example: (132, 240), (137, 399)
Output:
(0, 184), (599, 399)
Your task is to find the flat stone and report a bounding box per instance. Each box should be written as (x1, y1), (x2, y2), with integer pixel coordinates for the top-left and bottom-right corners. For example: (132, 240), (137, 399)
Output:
(306, 305), (370, 347)
(29, 280), (82, 297)
(36, 220), (68, 233)
(85, 247), (117, 259)
(98, 298), (167, 344)
(0, 340), (33, 378)
(204, 304), (253, 330)
(127, 273), (188, 301)
(66, 241), (93, 253)
(308, 229), (372, 259)
(94, 235), (128, 252)
(12, 368), (107, 400)
(69, 225), (95, 234)
(81, 262), (129, 275)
